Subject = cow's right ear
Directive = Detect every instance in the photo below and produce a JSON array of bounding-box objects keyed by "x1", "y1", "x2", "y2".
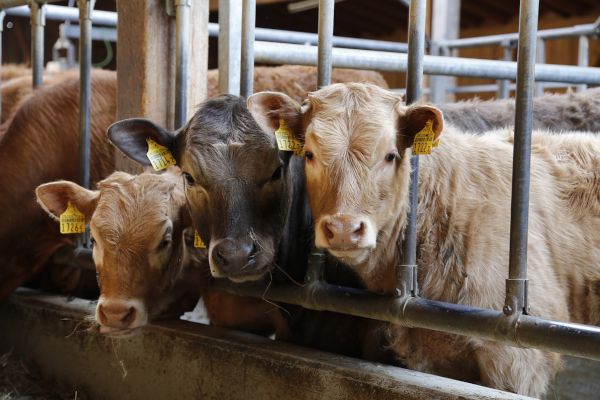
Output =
[
  {"x1": 107, "y1": 118, "x2": 176, "y2": 166},
  {"x1": 247, "y1": 92, "x2": 305, "y2": 141},
  {"x1": 36, "y1": 181, "x2": 99, "y2": 223}
]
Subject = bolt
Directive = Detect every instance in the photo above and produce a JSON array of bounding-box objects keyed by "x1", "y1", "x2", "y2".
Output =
[{"x1": 503, "y1": 305, "x2": 513, "y2": 315}]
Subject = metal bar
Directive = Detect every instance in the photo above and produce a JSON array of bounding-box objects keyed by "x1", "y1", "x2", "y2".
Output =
[
  {"x1": 0, "y1": 0, "x2": 62, "y2": 8},
  {"x1": 6, "y1": 4, "x2": 117, "y2": 25},
  {"x1": 253, "y1": 41, "x2": 600, "y2": 85},
  {"x1": 240, "y1": 0, "x2": 255, "y2": 98},
  {"x1": 505, "y1": 0, "x2": 539, "y2": 316},
  {"x1": 317, "y1": 0, "x2": 334, "y2": 88},
  {"x1": 29, "y1": 1, "x2": 45, "y2": 88},
  {"x1": 442, "y1": 17, "x2": 600, "y2": 49},
  {"x1": 212, "y1": 279, "x2": 600, "y2": 361},
  {"x1": 450, "y1": 82, "x2": 573, "y2": 94},
  {"x1": 0, "y1": 9, "x2": 5, "y2": 120},
  {"x1": 174, "y1": 0, "x2": 191, "y2": 129},
  {"x1": 218, "y1": 0, "x2": 242, "y2": 95},
  {"x1": 497, "y1": 42, "x2": 513, "y2": 99},
  {"x1": 64, "y1": 24, "x2": 116, "y2": 42},
  {"x1": 399, "y1": 0, "x2": 427, "y2": 297},
  {"x1": 535, "y1": 38, "x2": 544, "y2": 96},
  {"x1": 577, "y1": 35, "x2": 589, "y2": 92}
]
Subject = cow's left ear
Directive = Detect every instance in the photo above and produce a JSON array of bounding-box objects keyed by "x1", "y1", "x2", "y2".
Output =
[
  {"x1": 36, "y1": 181, "x2": 99, "y2": 223},
  {"x1": 396, "y1": 103, "x2": 444, "y2": 149},
  {"x1": 247, "y1": 92, "x2": 306, "y2": 142},
  {"x1": 107, "y1": 118, "x2": 178, "y2": 166}
]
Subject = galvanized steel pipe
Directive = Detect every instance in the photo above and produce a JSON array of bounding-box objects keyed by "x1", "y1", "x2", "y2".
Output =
[
  {"x1": 212, "y1": 280, "x2": 600, "y2": 361},
  {"x1": 174, "y1": 0, "x2": 191, "y2": 129},
  {"x1": 6, "y1": 4, "x2": 117, "y2": 25},
  {"x1": 317, "y1": 0, "x2": 334, "y2": 88},
  {"x1": 399, "y1": 0, "x2": 427, "y2": 297},
  {"x1": 29, "y1": 1, "x2": 45, "y2": 88},
  {"x1": 240, "y1": 0, "x2": 256, "y2": 98},
  {"x1": 218, "y1": 0, "x2": 241, "y2": 95},
  {"x1": 253, "y1": 41, "x2": 600, "y2": 85},
  {"x1": 577, "y1": 35, "x2": 589, "y2": 92},
  {"x1": 506, "y1": 0, "x2": 539, "y2": 316}
]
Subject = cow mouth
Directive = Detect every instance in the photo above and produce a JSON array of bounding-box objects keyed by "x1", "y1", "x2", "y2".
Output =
[
  {"x1": 227, "y1": 262, "x2": 271, "y2": 283},
  {"x1": 326, "y1": 247, "x2": 371, "y2": 264},
  {"x1": 98, "y1": 324, "x2": 143, "y2": 338}
]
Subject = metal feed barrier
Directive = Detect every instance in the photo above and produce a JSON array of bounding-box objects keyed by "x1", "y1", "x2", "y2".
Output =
[{"x1": 1, "y1": 0, "x2": 600, "y2": 380}]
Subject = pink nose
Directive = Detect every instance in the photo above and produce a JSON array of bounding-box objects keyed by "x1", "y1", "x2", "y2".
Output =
[
  {"x1": 321, "y1": 216, "x2": 366, "y2": 249},
  {"x1": 97, "y1": 301, "x2": 138, "y2": 329}
]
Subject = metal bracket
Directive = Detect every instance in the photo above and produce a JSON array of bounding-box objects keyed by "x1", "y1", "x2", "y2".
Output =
[
  {"x1": 395, "y1": 263, "x2": 418, "y2": 298},
  {"x1": 305, "y1": 247, "x2": 326, "y2": 283},
  {"x1": 504, "y1": 278, "x2": 529, "y2": 316}
]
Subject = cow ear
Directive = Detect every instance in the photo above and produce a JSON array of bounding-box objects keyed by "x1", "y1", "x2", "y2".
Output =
[
  {"x1": 247, "y1": 92, "x2": 305, "y2": 142},
  {"x1": 396, "y1": 104, "x2": 444, "y2": 149},
  {"x1": 36, "y1": 181, "x2": 99, "y2": 223},
  {"x1": 107, "y1": 118, "x2": 177, "y2": 166}
]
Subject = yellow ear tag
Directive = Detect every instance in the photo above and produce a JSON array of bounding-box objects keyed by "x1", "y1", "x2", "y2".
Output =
[
  {"x1": 412, "y1": 120, "x2": 436, "y2": 155},
  {"x1": 59, "y1": 202, "x2": 86, "y2": 234},
  {"x1": 146, "y1": 138, "x2": 177, "y2": 171},
  {"x1": 275, "y1": 119, "x2": 296, "y2": 152},
  {"x1": 432, "y1": 138, "x2": 441, "y2": 148},
  {"x1": 194, "y1": 230, "x2": 206, "y2": 249}
]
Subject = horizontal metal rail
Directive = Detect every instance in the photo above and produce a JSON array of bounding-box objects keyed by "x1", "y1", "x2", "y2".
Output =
[
  {"x1": 0, "y1": 0, "x2": 62, "y2": 8},
  {"x1": 212, "y1": 279, "x2": 600, "y2": 361},
  {"x1": 64, "y1": 24, "x2": 115, "y2": 42},
  {"x1": 5, "y1": 4, "x2": 117, "y2": 25},
  {"x1": 254, "y1": 41, "x2": 600, "y2": 84},
  {"x1": 441, "y1": 17, "x2": 600, "y2": 49}
]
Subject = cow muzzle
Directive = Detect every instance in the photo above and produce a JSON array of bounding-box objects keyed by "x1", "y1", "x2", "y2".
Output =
[
  {"x1": 315, "y1": 214, "x2": 376, "y2": 260},
  {"x1": 209, "y1": 237, "x2": 266, "y2": 282},
  {"x1": 95, "y1": 297, "x2": 147, "y2": 335}
]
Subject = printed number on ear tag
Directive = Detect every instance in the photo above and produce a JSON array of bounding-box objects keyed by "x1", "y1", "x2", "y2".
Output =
[
  {"x1": 59, "y1": 202, "x2": 86, "y2": 234},
  {"x1": 146, "y1": 138, "x2": 177, "y2": 171},
  {"x1": 412, "y1": 120, "x2": 436, "y2": 155},
  {"x1": 194, "y1": 231, "x2": 207, "y2": 249},
  {"x1": 275, "y1": 119, "x2": 302, "y2": 154}
]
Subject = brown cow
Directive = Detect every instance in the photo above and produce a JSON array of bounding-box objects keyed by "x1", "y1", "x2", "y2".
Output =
[
  {"x1": 36, "y1": 169, "x2": 290, "y2": 337},
  {"x1": 0, "y1": 70, "x2": 116, "y2": 301},
  {"x1": 248, "y1": 83, "x2": 600, "y2": 397}
]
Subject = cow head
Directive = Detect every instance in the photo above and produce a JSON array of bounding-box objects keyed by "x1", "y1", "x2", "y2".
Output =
[
  {"x1": 108, "y1": 95, "x2": 297, "y2": 283},
  {"x1": 249, "y1": 84, "x2": 443, "y2": 275},
  {"x1": 36, "y1": 170, "x2": 207, "y2": 336}
]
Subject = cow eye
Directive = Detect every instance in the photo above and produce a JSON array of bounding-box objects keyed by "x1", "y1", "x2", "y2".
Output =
[
  {"x1": 271, "y1": 166, "x2": 282, "y2": 181},
  {"x1": 158, "y1": 233, "x2": 172, "y2": 250},
  {"x1": 182, "y1": 172, "x2": 195, "y2": 186},
  {"x1": 385, "y1": 152, "x2": 397, "y2": 162},
  {"x1": 305, "y1": 151, "x2": 314, "y2": 161}
]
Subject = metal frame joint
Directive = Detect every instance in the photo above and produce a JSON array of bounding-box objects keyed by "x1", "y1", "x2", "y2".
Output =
[{"x1": 504, "y1": 278, "x2": 529, "y2": 316}]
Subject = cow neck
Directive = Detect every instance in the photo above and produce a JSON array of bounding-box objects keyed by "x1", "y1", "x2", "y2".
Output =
[{"x1": 275, "y1": 156, "x2": 313, "y2": 284}]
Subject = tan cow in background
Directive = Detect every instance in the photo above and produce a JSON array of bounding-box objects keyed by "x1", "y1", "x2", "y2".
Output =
[{"x1": 248, "y1": 83, "x2": 600, "y2": 397}]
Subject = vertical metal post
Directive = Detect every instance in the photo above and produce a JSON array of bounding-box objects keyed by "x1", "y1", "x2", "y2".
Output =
[
  {"x1": 430, "y1": 0, "x2": 461, "y2": 104},
  {"x1": 30, "y1": 1, "x2": 46, "y2": 88},
  {"x1": 0, "y1": 10, "x2": 5, "y2": 120},
  {"x1": 505, "y1": 0, "x2": 539, "y2": 316},
  {"x1": 534, "y1": 38, "x2": 544, "y2": 96},
  {"x1": 78, "y1": 0, "x2": 94, "y2": 246},
  {"x1": 577, "y1": 35, "x2": 589, "y2": 92},
  {"x1": 399, "y1": 0, "x2": 427, "y2": 297},
  {"x1": 174, "y1": 0, "x2": 191, "y2": 128},
  {"x1": 218, "y1": 0, "x2": 242, "y2": 95},
  {"x1": 240, "y1": 0, "x2": 255, "y2": 98},
  {"x1": 317, "y1": 0, "x2": 334, "y2": 88},
  {"x1": 497, "y1": 41, "x2": 512, "y2": 99}
]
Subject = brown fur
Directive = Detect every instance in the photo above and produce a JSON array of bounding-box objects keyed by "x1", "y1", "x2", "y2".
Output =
[
  {"x1": 250, "y1": 83, "x2": 600, "y2": 397},
  {"x1": 0, "y1": 64, "x2": 31, "y2": 82},
  {"x1": 439, "y1": 87, "x2": 600, "y2": 133},
  {"x1": 0, "y1": 70, "x2": 116, "y2": 301}
]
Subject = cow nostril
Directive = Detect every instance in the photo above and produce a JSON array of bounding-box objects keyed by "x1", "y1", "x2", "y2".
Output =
[
  {"x1": 121, "y1": 307, "x2": 136, "y2": 325},
  {"x1": 98, "y1": 305, "x2": 107, "y2": 324},
  {"x1": 353, "y1": 222, "x2": 365, "y2": 236},
  {"x1": 214, "y1": 247, "x2": 226, "y2": 266},
  {"x1": 324, "y1": 223, "x2": 335, "y2": 240}
]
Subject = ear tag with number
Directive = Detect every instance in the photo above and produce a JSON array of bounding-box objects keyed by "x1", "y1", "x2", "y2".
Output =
[
  {"x1": 275, "y1": 119, "x2": 304, "y2": 156},
  {"x1": 412, "y1": 120, "x2": 436, "y2": 155},
  {"x1": 146, "y1": 138, "x2": 177, "y2": 171},
  {"x1": 59, "y1": 202, "x2": 86, "y2": 234},
  {"x1": 194, "y1": 230, "x2": 207, "y2": 249}
]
